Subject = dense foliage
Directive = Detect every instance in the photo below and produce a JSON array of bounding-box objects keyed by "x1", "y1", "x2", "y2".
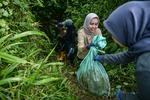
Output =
[{"x1": 0, "y1": 0, "x2": 136, "y2": 99}]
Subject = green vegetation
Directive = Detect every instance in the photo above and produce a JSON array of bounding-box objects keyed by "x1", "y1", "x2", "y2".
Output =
[{"x1": 0, "y1": 0, "x2": 136, "y2": 99}]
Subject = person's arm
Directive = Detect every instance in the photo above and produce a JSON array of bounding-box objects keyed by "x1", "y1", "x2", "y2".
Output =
[
  {"x1": 77, "y1": 30, "x2": 87, "y2": 52},
  {"x1": 96, "y1": 51, "x2": 135, "y2": 64},
  {"x1": 77, "y1": 29, "x2": 89, "y2": 59}
]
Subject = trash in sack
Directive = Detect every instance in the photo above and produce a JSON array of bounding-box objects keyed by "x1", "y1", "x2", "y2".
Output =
[{"x1": 76, "y1": 35, "x2": 110, "y2": 96}]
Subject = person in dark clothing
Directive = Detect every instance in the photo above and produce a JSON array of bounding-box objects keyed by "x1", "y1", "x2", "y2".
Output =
[
  {"x1": 94, "y1": 1, "x2": 150, "y2": 100},
  {"x1": 56, "y1": 19, "x2": 76, "y2": 66}
]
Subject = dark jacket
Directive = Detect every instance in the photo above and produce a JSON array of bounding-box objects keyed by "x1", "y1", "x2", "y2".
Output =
[
  {"x1": 100, "y1": 51, "x2": 150, "y2": 100},
  {"x1": 102, "y1": 1, "x2": 150, "y2": 100}
]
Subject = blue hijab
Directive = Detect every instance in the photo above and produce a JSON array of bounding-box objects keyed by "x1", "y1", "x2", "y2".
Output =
[{"x1": 104, "y1": 1, "x2": 150, "y2": 56}]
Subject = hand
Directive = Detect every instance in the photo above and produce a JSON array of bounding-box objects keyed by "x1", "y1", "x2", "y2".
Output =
[
  {"x1": 115, "y1": 89, "x2": 123, "y2": 100},
  {"x1": 94, "y1": 55, "x2": 101, "y2": 61},
  {"x1": 67, "y1": 48, "x2": 74, "y2": 57},
  {"x1": 86, "y1": 43, "x2": 95, "y2": 49}
]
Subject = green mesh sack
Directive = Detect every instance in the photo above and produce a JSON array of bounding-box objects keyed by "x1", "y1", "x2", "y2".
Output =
[{"x1": 76, "y1": 35, "x2": 110, "y2": 96}]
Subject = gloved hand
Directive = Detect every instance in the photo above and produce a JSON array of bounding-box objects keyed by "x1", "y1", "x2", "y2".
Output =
[
  {"x1": 115, "y1": 89, "x2": 138, "y2": 100},
  {"x1": 86, "y1": 43, "x2": 95, "y2": 49},
  {"x1": 94, "y1": 55, "x2": 101, "y2": 61},
  {"x1": 67, "y1": 48, "x2": 74, "y2": 57},
  {"x1": 115, "y1": 89, "x2": 123, "y2": 100}
]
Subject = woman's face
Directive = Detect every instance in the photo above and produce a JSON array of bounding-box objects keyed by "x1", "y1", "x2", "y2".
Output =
[{"x1": 88, "y1": 17, "x2": 99, "y2": 33}]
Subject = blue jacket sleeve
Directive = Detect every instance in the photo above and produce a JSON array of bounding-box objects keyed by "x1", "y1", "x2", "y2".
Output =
[{"x1": 99, "y1": 51, "x2": 135, "y2": 64}]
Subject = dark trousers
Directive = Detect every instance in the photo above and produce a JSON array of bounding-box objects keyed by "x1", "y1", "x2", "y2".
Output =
[{"x1": 136, "y1": 71, "x2": 150, "y2": 100}]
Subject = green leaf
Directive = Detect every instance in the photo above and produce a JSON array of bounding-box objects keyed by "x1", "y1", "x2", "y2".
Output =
[
  {"x1": 10, "y1": 31, "x2": 50, "y2": 43},
  {"x1": 116, "y1": 85, "x2": 121, "y2": 89},
  {"x1": 0, "y1": 77, "x2": 22, "y2": 85},
  {"x1": 37, "y1": 0, "x2": 44, "y2": 7},
  {"x1": 33, "y1": 77, "x2": 61, "y2": 85},
  {"x1": 0, "y1": 3, "x2": 3, "y2": 7},
  {"x1": 1, "y1": 42, "x2": 28, "y2": 50},
  {"x1": 0, "y1": 19, "x2": 7, "y2": 27},
  {"x1": 1, "y1": 64, "x2": 19, "y2": 78},
  {"x1": 45, "y1": 62, "x2": 64, "y2": 66},
  {"x1": 3, "y1": 10, "x2": 9, "y2": 17},
  {"x1": 0, "y1": 51, "x2": 28, "y2": 64},
  {"x1": 123, "y1": 82, "x2": 129, "y2": 86},
  {"x1": 0, "y1": 34, "x2": 11, "y2": 45}
]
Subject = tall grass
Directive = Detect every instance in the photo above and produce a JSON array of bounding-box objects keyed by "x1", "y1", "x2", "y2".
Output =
[
  {"x1": 0, "y1": 0, "x2": 78, "y2": 99},
  {"x1": 0, "y1": 31, "x2": 76, "y2": 99}
]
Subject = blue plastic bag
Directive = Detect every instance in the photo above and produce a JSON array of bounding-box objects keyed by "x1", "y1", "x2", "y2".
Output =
[{"x1": 76, "y1": 35, "x2": 110, "y2": 96}]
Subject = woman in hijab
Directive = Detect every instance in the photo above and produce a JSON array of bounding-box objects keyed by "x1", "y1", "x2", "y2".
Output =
[
  {"x1": 94, "y1": 1, "x2": 150, "y2": 100},
  {"x1": 77, "y1": 13, "x2": 103, "y2": 59}
]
